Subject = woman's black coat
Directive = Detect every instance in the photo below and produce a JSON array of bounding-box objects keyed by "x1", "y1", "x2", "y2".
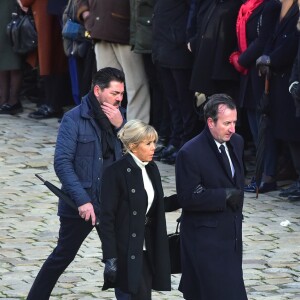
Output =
[
  {"x1": 264, "y1": 2, "x2": 300, "y2": 141},
  {"x1": 99, "y1": 154, "x2": 171, "y2": 294},
  {"x1": 237, "y1": 0, "x2": 281, "y2": 109}
]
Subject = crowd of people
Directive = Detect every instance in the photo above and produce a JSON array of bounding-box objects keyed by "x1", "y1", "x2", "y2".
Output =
[{"x1": 1, "y1": 0, "x2": 300, "y2": 298}]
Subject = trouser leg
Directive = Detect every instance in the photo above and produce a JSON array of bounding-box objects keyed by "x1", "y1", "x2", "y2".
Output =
[
  {"x1": 288, "y1": 141, "x2": 300, "y2": 180},
  {"x1": 94, "y1": 41, "x2": 150, "y2": 123},
  {"x1": 27, "y1": 217, "x2": 94, "y2": 300}
]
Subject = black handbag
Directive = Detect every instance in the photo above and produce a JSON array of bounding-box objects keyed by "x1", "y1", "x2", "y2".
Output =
[
  {"x1": 6, "y1": 7, "x2": 37, "y2": 55},
  {"x1": 168, "y1": 217, "x2": 181, "y2": 274},
  {"x1": 62, "y1": 0, "x2": 91, "y2": 58}
]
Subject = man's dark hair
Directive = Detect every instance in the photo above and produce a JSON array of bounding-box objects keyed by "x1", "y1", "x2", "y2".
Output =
[
  {"x1": 92, "y1": 67, "x2": 125, "y2": 90},
  {"x1": 204, "y1": 93, "x2": 236, "y2": 123}
]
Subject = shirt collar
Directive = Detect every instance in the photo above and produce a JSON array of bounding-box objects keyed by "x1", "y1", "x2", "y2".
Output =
[
  {"x1": 129, "y1": 151, "x2": 149, "y2": 169},
  {"x1": 215, "y1": 140, "x2": 228, "y2": 151}
]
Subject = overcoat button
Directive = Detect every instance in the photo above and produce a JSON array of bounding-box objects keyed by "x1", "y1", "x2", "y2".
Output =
[
  {"x1": 131, "y1": 189, "x2": 135, "y2": 193},
  {"x1": 132, "y1": 233, "x2": 136, "y2": 237},
  {"x1": 131, "y1": 255, "x2": 135, "y2": 259},
  {"x1": 133, "y1": 211, "x2": 137, "y2": 215},
  {"x1": 127, "y1": 168, "x2": 131, "y2": 172}
]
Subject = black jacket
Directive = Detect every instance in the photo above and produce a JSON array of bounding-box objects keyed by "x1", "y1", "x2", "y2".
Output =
[
  {"x1": 152, "y1": 0, "x2": 193, "y2": 68},
  {"x1": 189, "y1": 0, "x2": 242, "y2": 95},
  {"x1": 99, "y1": 154, "x2": 172, "y2": 294},
  {"x1": 238, "y1": 0, "x2": 281, "y2": 109}
]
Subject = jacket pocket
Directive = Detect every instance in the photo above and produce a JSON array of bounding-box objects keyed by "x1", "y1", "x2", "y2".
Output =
[
  {"x1": 76, "y1": 135, "x2": 95, "y2": 156},
  {"x1": 75, "y1": 135, "x2": 95, "y2": 183},
  {"x1": 193, "y1": 219, "x2": 218, "y2": 228}
]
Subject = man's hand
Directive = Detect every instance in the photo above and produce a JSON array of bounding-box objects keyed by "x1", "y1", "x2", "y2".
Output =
[
  {"x1": 225, "y1": 188, "x2": 243, "y2": 212},
  {"x1": 104, "y1": 258, "x2": 118, "y2": 283},
  {"x1": 82, "y1": 11, "x2": 90, "y2": 21},
  {"x1": 256, "y1": 55, "x2": 271, "y2": 77},
  {"x1": 78, "y1": 203, "x2": 96, "y2": 225},
  {"x1": 17, "y1": 0, "x2": 29, "y2": 12},
  {"x1": 101, "y1": 102, "x2": 123, "y2": 128}
]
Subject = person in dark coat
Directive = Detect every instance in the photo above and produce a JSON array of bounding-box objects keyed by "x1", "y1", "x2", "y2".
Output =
[
  {"x1": 256, "y1": 0, "x2": 300, "y2": 193},
  {"x1": 175, "y1": 94, "x2": 248, "y2": 300},
  {"x1": 230, "y1": 0, "x2": 281, "y2": 144},
  {"x1": 99, "y1": 119, "x2": 178, "y2": 299},
  {"x1": 26, "y1": 68, "x2": 126, "y2": 299},
  {"x1": 278, "y1": 0, "x2": 300, "y2": 201},
  {"x1": 229, "y1": 0, "x2": 281, "y2": 193},
  {"x1": 188, "y1": 0, "x2": 242, "y2": 99},
  {"x1": 152, "y1": 0, "x2": 199, "y2": 164}
]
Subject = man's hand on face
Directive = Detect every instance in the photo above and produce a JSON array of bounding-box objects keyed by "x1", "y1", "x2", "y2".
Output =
[
  {"x1": 101, "y1": 102, "x2": 123, "y2": 128},
  {"x1": 78, "y1": 203, "x2": 96, "y2": 225}
]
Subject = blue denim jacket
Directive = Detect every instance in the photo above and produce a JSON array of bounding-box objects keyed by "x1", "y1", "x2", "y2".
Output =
[{"x1": 54, "y1": 94, "x2": 123, "y2": 218}]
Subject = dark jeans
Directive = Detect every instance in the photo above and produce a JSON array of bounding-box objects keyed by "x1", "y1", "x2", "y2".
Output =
[
  {"x1": 159, "y1": 67, "x2": 198, "y2": 148},
  {"x1": 27, "y1": 217, "x2": 99, "y2": 300}
]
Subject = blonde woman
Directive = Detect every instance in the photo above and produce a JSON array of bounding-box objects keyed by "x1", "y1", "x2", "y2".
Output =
[{"x1": 99, "y1": 119, "x2": 178, "y2": 300}]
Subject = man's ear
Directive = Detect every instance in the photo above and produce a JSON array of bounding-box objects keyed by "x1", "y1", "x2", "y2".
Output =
[
  {"x1": 93, "y1": 85, "x2": 101, "y2": 97},
  {"x1": 207, "y1": 117, "x2": 214, "y2": 129}
]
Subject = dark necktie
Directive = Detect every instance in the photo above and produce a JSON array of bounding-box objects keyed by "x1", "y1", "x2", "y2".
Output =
[{"x1": 219, "y1": 144, "x2": 232, "y2": 177}]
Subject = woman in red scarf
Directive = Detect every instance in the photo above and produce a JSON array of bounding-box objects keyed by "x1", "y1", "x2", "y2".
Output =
[{"x1": 229, "y1": 0, "x2": 281, "y2": 192}]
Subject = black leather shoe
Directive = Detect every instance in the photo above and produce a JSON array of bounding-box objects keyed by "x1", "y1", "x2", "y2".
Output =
[
  {"x1": 288, "y1": 191, "x2": 300, "y2": 202},
  {"x1": 258, "y1": 181, "x2": 277, "y2": 193},
  {"x1": 154, "y1": 138, "x2": 168, "y2": 159},
  {"x1": 279, "y1": 181, "x2": 300, "y2": 197},
  {"x1": 28, "y1": 104, "x2": 62, "y2": 119},
  {"x1": 161, "y1": 151, "x2": 178, "y2": 165},
  {"x1": 0, "y1": 102, "x2": 23, "y2": 115},
  {"x1": 160, "y1": 144, "x2": 177, "y2": 160}
]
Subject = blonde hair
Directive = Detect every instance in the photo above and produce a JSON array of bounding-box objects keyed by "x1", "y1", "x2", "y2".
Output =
[{"x1": 118, "y1": 119, "x2": 158, "y2": 153}]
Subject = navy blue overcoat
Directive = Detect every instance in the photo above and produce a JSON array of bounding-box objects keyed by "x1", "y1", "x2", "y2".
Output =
[{"x1": 175, "y1": 126, "x2": 248, "y2": 300}]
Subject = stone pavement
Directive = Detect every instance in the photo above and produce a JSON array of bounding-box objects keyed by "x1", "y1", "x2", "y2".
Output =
[{"x1": 0, "y1": 100, "x2": 300, "y2": 300}]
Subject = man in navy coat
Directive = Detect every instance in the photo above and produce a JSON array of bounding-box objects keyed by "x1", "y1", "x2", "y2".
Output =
[{"x1": 175, "y1": 94, "x2": 248, "y2": 300}]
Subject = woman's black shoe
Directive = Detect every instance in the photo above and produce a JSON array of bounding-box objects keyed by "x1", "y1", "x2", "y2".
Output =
[{"x1": 0, "y1": 102, "x2": 23, "y2": 115}]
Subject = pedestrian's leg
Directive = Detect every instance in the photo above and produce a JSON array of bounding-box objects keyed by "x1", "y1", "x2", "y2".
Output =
[
  {"x1": 114, "y1": 44, "x2": 150, "y2": 123},
  {"x1": 27, "y1": 217, "x2": 93, "y2": 300},
  {"x1": 8, "y1": 70, "x2": 23, "y2": 105},
  {"x1": 0, "y1": 71, "x2": 9, "y2": 105},
  {"x1": 171, "y1": 68, "x2": 199, "y2": 145}
]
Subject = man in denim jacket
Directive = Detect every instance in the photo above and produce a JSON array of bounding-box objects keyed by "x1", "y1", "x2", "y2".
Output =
[{"x1": 27, "y1": 67, "x2": 125, "y2": 300}]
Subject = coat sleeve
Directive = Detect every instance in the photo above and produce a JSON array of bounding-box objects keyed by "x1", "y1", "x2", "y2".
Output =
[
  {"x1": 54, "y1": 114, "x2": 92, "y2": 207},
  {"x1": 99, "y1": 165, "x2": 120, "y2": 259},
  {"x1": 289, "y1": 38, "x2": 300, "y2": 84},
  {"x1": 175, "y1": 146, "x2": 227, "y2": 212}
]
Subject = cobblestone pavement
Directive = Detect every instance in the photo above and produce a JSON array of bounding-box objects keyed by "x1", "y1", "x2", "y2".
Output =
[{"x1": 1, "y1": 101, "x2": 300, "y2": 299}]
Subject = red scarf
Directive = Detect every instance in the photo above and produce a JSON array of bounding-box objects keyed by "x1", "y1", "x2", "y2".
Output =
[{"x1": 236, "y1": 0, "x2": 264, "y2": 52}]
